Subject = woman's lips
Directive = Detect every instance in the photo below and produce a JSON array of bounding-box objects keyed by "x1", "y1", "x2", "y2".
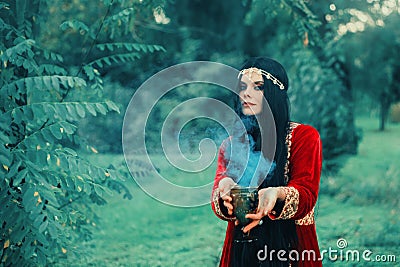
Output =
[{"x1": 242, "y1": 102, "x2": 255, "y2": 108}]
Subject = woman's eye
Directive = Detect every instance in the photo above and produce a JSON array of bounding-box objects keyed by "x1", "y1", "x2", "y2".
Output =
[
  {"x1": 239, "y1": 84, "x2": 247, "y2": 91},
  {"x1": 254, "y1": 85, "x2": 263, "y2": 91}
]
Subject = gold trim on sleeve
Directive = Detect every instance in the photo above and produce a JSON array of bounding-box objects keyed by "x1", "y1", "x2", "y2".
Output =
[
  {"x1": 274, "y1": 186, "x2": 299, "y2": 220},
  {"x1": 284, "y1": 122, "x2": 300, "y2": 184},
  {"x1": 295, "y1": 208, "x2": 315, "y2": 225}
]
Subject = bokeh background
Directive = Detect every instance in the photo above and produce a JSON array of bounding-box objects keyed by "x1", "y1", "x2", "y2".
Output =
[{"x1": 1, "y1": 0, "x2": 399, "y2": 266}]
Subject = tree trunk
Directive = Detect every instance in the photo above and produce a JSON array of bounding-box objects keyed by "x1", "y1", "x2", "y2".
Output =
[{"x1": 379, "y1": 94, "x2": 390, "y2": 131}]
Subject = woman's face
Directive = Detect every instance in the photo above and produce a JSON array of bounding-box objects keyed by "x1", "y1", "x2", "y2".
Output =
[{"x1": 239, "y1": 72, "x2": 264, "y2": 115}]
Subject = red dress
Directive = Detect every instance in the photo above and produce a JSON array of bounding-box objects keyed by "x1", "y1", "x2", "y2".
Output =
[{"x1": 211, "y1": 123, "x2": 323, "y2": 267}]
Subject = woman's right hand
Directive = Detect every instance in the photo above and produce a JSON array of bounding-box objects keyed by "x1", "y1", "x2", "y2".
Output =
[{"x1": 218, "y1": 177, "x2": 236, "y2": 216}]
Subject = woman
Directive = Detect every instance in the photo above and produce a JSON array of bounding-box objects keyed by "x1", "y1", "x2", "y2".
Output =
[{"x1": 211, "y1": 57, "x2": 322, "y2": 267}]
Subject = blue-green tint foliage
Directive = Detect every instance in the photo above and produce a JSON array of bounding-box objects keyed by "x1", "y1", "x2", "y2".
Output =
[{"x1": 0, "y1": 1, "x2": 164, "y2": 265}]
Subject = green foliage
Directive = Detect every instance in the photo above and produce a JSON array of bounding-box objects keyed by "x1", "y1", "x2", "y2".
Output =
[
  {"x1": 59, "y1": 20, "x2": 91, "y2": 36},
  {"x1": 343, "y1": 11, "x2": 400, "y2": 130},
  {"x1": 0, "y1": 1, "x2": 164, "y2": 266},
  {"x1": 104, "y1": 7, "x2": 135, "y2": 25},
  {"x1": 279, "y1": 0, "x2": 323, "y2": 46},
  {"x1": 96, "y1": 42, "x2": 166, "y2": 53},
  {"x1": 288, "y1": 47, "x2": 360, "y2": 171},
  {"x1": 87, "y1": 52, "x2": 141, "y2": 69}
]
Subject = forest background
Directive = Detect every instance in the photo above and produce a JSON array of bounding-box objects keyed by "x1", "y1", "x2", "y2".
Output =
[{"x1": 1, "y1": 0, "x2": 399, "y2": 266}]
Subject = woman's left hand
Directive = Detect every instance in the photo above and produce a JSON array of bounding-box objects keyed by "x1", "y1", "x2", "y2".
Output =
[{"x1": 242, "y1": 187, "x2": 282, "y2": 233}]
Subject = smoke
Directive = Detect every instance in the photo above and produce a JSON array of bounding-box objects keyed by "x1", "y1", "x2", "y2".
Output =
[
  {"x1": 123, "y1": 61, "x2": 278, "y2": 206},
  {"x1": 224, "y1": 118, "x2": 275, "y2": 188}
]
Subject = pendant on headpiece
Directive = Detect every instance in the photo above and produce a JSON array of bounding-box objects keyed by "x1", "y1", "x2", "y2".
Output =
[{"x1": 238, "y1": 67, "x2": 285, "y2": 90}]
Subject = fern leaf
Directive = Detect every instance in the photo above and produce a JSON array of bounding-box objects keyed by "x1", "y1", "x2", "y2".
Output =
[
  {"x1": 17, "y1": 121, "x2": 77, "y2": 150},
  {"x1": 41, "y1": 49, "x2": 64, "y2": 63},
  {"x1": 104, "y1": 8, "x2": 134, "y2": 24},
  {"x1": 38, "y1": 64, "x2": 67, "y2": 75},
  {"x1": 1, "y1": 39, "x2": 35, "y2": 61},
  {"x1": 60, "y1": 19, "x2": 90, "y2": 33},
  {"x1": 95, "y1": 42, "x2": 166, "y2": 53},
  {"x1": 0, "y1": 17, "x2": 16, "y2": 33},
  {"x1": 1, "y1": 76, "x2": 86, "y2": 99},
  {"x1": 88, "y1": 53, "x2": 141, "y2": 68},
  {"x1": 82, "y1": 65, "x2": 99, "y2": 81},
  {"x1": 2, "y1": 101, "x2": 120, "y2": 128}
]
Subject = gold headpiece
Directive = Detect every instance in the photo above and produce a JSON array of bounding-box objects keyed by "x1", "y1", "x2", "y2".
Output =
[{"x1": 238, "y1": 67, "x2": 285, "y2": 90}]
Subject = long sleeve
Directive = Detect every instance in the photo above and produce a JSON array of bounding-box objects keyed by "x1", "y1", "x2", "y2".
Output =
[
  {"x1": 270, "y1": 124, "x2": 322, "y2": 221},
  {"x1": 211, "y1": 139, "x2": 236, "y2": 221}
]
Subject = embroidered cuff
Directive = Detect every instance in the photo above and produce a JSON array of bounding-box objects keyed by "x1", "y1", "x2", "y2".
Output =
[
  {"x1": 212, "y1": 188, "x2": 236, "y2": 221},
  {"x1": 295, "y1": 207, "x2": 315, "y2": 225},
  {"x1": 270, "y1": 186, "x2": 299, "y2": 220}
]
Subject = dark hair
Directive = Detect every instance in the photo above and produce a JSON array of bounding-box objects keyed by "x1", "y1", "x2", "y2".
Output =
[
  {"x1": 233, "y1": 57, "x2": 297, "y2": 265},
  {"x1": 237, "y1": 57, "x2": 290, "y2": 186}
]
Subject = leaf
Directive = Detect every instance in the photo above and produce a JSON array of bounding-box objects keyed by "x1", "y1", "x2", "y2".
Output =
[
  {"x1": 97, "y1": 44, "x2": 105, "y2": 51},
  {"x1": 13, "y1": 168, "x2": 28, "y2": 186},
  {"x1": 83, "y1": 66, "x2": 96, "y2": 81},
  {"x1": 36, "y1": 246, "x2": 47, "y2": 266},
  {"x1": 75, "y1": 104, "x2": 86, "y2": 118},
  {"x1": 3, "y1": 239, "x2": 9, "y2": 249},
  {"x1": 51, "y1": 76, "x2": 60, "y2": 91},
  {"x1": 43, "y1": 76, "x2": 51, "y2": 90},
  {"x1": 50, "y1": 125, "x2": 62, "y2": 140},
  {"x1": 88, "y1": 53, "x2": 141, "y2": 68},
  {"x1": 41, "y1": 127, "x2": 55, "y2": 143},
  {"x1": 59, "y1": 121, "x2": 77, "y2": 135},
  {"x1": 11, "y1": 107, "x2": 23, "y2": 125},
  {"x1": 85, "y1": 103, "x2": 97, "y2": 116},
  {"x1": 38, "y1": 220, "x2": 48, "y2": 233},
  {"x1": 104, "y1": 8, "x2": 134, "y2": 24},
  {"x1": 46, "y1": 205, "x2": 63, "y2": 220},
  {"x1": 105, "y1": 101, "x2": 120, "y2": 113},
  {"x1": 90, "y1": 146, "x2": 98, "y2": 154},
  {"x1": 33, "y1": 214, "x2": 46, "y2": 229},
  {"x1": 39, "y1": 64, "x2": 67, "y2": 75},
  {"x1": 47, "y1": 222, "x2": 58, "y2": 239},
  {"x1": 0, "y1": 154, "x2": 11, "y2": 166},
  {"x1": 95, "y1": 103, "x2": 107, "y2": 115},
  {"x1": 93, "y1": 184, "x2": 103, "y2": 197},
  {"x1": 12, "y1": 224, "x2": 28, "y2": 243},
  {"x1": 95, "y1": 42, "x2": 166, "y2": 54},
  {"x1": 67, "y1": 77, "x2": 74, "y2": 87},
  {"x1": 6, "y1": 159, "x2": 21, "y2": 178},
  {"x1": 22, "y1": 187, "x2": 37, "y2": 212},
  {"x1": 60, "y1": 20, "x2": 89, "y2": 33},
  {"x1": 25, "y1": 76, "x2": 34, "y2": 91},
  {"x1": 65, "y1": 104, "x2": 78, "y2": 121},
  {"x1": 63, "y1": 147, "x2": 77, "y2": 157},
  {"x1": 40, "y1": 188, "x2": 59, "y2": 206},
  {"x1": 54, "y1": 103, "x2": 68, "y2": 120},
  {"x1": 139, "y1": 44, "x2": 148, "y2": 53}
]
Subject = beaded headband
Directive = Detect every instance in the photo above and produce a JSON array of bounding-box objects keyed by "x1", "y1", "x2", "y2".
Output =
[{"x1": 238, "y1": 67, "x2": 285, "y2": 90}]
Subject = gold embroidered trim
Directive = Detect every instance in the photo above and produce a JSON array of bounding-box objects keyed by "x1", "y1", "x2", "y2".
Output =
[
  {"x1": 274, "y1": 122, "x2": 315, "y2": 224},
  {"x1": 295, "y1": 208, "x2": 315, "y2": 225},
  {"x1": 212, "y1": 188, "x2": 236, "y2": 221},
  {"x1": 275, "y1": 186, "x2": 299, "y2": 220},
  {"x1": 284, "y1": 122, "x2": 300, "y2": 184}
]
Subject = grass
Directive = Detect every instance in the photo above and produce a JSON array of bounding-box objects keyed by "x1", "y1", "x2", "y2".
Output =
[
  {"x1": 316, "y1": 117, "x2": 400, "y2": 266},
  {"x1": 68, "y1": 116, "x2": 399, "y2": 266}
]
